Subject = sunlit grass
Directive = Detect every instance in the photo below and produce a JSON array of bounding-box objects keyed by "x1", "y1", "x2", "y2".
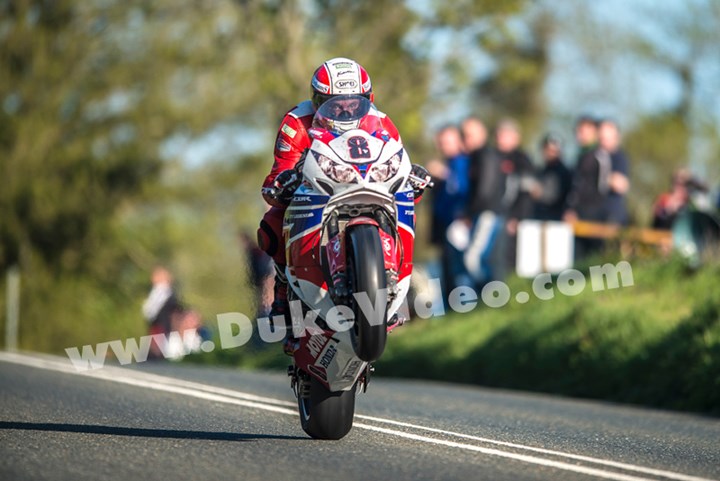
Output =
[{"x1": 376, "y1": 257, "x2": 720, "y2": 413}]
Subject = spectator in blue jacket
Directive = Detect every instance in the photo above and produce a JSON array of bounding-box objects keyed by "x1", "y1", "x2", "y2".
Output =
[{"x1": 428, "y1": 125, "x2": 471, "y2": 294}]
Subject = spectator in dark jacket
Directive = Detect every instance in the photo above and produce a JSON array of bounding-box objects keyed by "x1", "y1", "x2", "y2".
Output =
[
  {"x1": 564, "y1": 115, "x2": 630, "y2": 259},
  {"x1": 467, "y1": 119, "x2": 535, "y2": 228},
  {"x1": 461, "y1": 116, "x2": 489, "y2": 209},
  {"x1": 565, "y1": 115, "x2": 603, "y2": 223},
  {"x1": 565, "y1": 117, "x2": 631, "y2": 223},
  {"x1": 563, "y1": 116, "x2": 612, "y2": 259},
  {"x1": 531, "y1": 133, "x2": 573, "y2": 221},
  {"x1": 598, "y1": 119, "x2": 631, "y2": 225},
  {"x1": 465, "y1": 119, "x2": 534, "y2": 282}
]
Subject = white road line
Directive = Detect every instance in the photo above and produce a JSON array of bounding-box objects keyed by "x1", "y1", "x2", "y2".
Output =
[
  {"x1": 353, "y1": 415, "x2": 715, "y2": 481},
  {"x1": 0, "y1": 351, "x2": 297, "y2": 416},
  {"x1": 0, "y1": 351, "x2": 296, "y2": 407},
  {"x1": 0, "y1": 352, "x2": 716, "y2": 481},
  {"x1": 354, "y1": 423, "x2": 656, "y2": 481}
]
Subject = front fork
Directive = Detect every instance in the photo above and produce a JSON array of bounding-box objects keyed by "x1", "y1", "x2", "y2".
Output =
[
  {"x1": 325, "y1": 210, "x2": 400, "y2": 304},
  {"x1": 376, "y1": 212, "x2": 400, "y2": 299}
]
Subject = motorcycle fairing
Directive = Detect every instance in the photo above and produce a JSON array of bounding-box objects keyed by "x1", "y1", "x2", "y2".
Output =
[{"x1": 293, "y1": 329, "x2": 368, "y2": 391}]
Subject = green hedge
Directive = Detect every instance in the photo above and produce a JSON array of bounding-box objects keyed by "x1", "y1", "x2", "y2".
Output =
[{"x1": 376, "y1": 258, "x2": 720, "y2": 414}]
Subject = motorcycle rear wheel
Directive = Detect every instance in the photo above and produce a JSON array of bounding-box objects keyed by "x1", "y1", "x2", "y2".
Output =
[
  {"x1": 298, "y1": 375, "x2": 356, "y2": 440},
  {"x1": 347, "y1": 224, "x2": 388, "y2": 362}
]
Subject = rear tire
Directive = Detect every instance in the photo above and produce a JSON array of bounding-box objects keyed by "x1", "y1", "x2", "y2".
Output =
[
  {"x1": 347, "y1": 224, "x2": 388, "y2": 362},
  {"x1": 298, "y1": 375, "x2": 356, "y2": 440}
]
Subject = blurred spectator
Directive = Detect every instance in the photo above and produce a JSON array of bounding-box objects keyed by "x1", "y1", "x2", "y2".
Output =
[
  {"x1": 462, "y1": 116, "x2": 489, "y2": 214},
  {"x1": 467, "y1": 119, "x2": 535, "y2": 227},
  {"x1": 464, "y1": 119, "x2": 534, "y2": 284},
  {"x1": 142, "y1": 266, "x2": 180, "y2": 340},
  {"x1": 658, "y1": 172, "x2": 718, "y2": 266},
  {"x1": 598, "y1": 119, "x2": 631, "y2": 225},
  {"x1": 461, "y1": 116, "x2": 488, "y2": 154},
  {"x1": 574, "y1": 114, "x2": 598, "y2": 160},
  {"x1": 428, "y1": 125, "x2": 471, "y2": 293},
  {"x1": 141, "y1": 266, "x2": 208, "y2": 360},
  {"x1": 565, "y1": 116, "x2": 601, "y2": 221},
  {"x1": 652, "y1": 169, "x2": 691, "y2": 229},
  {"x1": 652, "y1": 169, "x2": 711, "y2": 229},
  {"x1": 239, "y1": 230, "x2": 274, "y2": 318},
  {"x1": 564, "y1": 115, "x2": 606, "y2": 258},
  {"x1": 565, "y1": 117, "x2": 632, "y2": 258},
  {"x1": 428, "y1": 125, "x2": 471, "y2": 240},
  {"x1": 531, "y1": 133, "x2": 572, "y2": 221}
]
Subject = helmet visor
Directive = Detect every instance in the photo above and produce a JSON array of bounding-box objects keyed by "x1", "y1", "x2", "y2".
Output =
[{"x1": 313, "y1": 95, "x2": 372, "y2": 134}]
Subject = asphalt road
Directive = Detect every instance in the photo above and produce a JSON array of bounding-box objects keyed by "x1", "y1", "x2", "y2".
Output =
[{"x1": 1, "y1": 351, "x2": 718, "y2": 481}]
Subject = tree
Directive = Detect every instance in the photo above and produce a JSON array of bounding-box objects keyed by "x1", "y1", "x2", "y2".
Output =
[
  {"x1": 471, "y1": 5, "x2": 552, "y2": 136},
  {"x1": 0, "y1": 0, "x2": 437, "y2": 351}
]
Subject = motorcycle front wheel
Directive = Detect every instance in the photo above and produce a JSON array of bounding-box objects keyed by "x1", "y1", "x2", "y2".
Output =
[
  {"x1": 347, "y1": 224, "x2": 388, "y2": 362},
  {"x1": 298, "y1": 375, "x2": 356, "y2": 440}
]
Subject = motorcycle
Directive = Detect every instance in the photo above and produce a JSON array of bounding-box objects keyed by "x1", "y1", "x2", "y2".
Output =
[{"x1": 280, "y1": 95, "x2": 430, "y2": 439}]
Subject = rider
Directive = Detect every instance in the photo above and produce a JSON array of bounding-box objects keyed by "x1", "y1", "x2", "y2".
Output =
[{"x1": 257, "y1": 57, "x2": 430, "y2": 354}]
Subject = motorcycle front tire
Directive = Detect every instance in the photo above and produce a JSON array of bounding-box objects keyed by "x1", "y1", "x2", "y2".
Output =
[
  {"x1": 298, "y1": 376, "x2": 356, "y2": 440},
  {"x1": 347, "y1": 224, "x2": 388, "y2": 362}
]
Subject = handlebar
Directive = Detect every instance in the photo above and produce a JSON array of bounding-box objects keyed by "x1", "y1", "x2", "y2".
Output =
[{"x1": 408, "y1": 173, "x2": 434, "y2": 190}]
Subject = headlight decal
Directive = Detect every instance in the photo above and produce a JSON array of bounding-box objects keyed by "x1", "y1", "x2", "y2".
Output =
[
  {"x1": 313, "y1": 148, "x2": 403, "y2": 184},
  {"x1": 369, "y1": 150, "x2": 403, "y2": 182},
  {"x1": 315, "y1": 152, "x2": 360, "y2": 184}
]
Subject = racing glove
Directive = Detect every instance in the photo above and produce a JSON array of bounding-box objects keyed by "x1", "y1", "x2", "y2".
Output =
[
  {"x1": 408, "y1": 164, "x2": 433, "y2": 198},
  {"x1": 263, "y1": 169, "x2": 302, "y2": 205}
]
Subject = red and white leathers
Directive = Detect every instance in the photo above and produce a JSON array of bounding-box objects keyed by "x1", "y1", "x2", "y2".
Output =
[{"x1": 257, "y1": 99, "x2": 402, "y2": 275}]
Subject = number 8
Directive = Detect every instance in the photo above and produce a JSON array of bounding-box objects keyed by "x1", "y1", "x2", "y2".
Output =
[{"x1": 347, "y1": 136, "x2": 371, "y2": 159}]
